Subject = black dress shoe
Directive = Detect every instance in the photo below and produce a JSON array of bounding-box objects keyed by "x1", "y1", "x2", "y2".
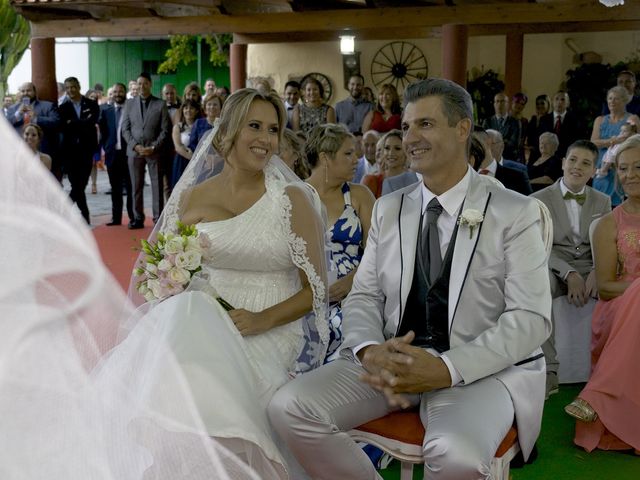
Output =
[
  {"x1": 128, "y1": 221, "x2": 144, "y2": 230},
  {"x1": 106, "y1": 220, "x2": 122, "y2": 226}
]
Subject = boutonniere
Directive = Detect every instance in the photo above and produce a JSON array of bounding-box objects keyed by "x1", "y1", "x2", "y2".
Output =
[{"x1": 458, "y1": 209, "x2": 484, "y2": 239}]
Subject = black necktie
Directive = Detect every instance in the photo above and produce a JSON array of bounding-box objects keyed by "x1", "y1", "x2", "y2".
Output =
[{"x1": 423, "y1": 198, "x2": 444, "y2": 284}]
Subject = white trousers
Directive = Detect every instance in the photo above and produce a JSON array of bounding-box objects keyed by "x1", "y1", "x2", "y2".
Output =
[{"x1": 268, "y1": 358, "x2": 514, "y2": 480}]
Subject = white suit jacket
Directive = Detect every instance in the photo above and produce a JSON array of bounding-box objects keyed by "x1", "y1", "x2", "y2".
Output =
[{"x1": 341, "y1": 170, "x2": 552, "y2": 459}]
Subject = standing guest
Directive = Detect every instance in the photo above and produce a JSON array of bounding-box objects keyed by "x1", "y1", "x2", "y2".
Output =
[
  {"x1": 98, "y1": 83, "x2": 134, "y2": 227},
  {"x1": 105, "y1": 86, "x2": 114, "y2": 105},
  {"x1": 188, "y1": 93, "x2": 223, "y2": 154},
  {"x1": 182, "y1": 82, "x2": 202, "y2": 105},
  {"x1": 121, "y1": 72, "x2": 172, "y2": 229},
  {"x1": 511, "y1": 92, "x2": 528, "y2": 162},
  {"x1": 599, "y1": 122, "x2": 637, "y2": 177},
  {"x1": 602, "y1": 70, "x2": 640, "y2": 116},
  {"x1": 592, "y1": 86, "x2": 640, "y2": 206},
  {"x1": 361, "y1": 83, "x2": 402, "y2": 134},
  {"x1": 538, "y1": 91, "x2": 582, "y2": 158},
  {"x1": 162, "y1": 83, "x2": 180, "y2": 124},
  {"x1": 203, "y1": 78, "x2": 216, "y2": 97},
  {"x1": 3, "y1": 94, "x2": 13, "y2": 117},
  {"x1": 22, "y1": 124, "x2": 52, "y2": 171},
  {"x1": 215, "y1": 86, "x2": 230, "y2": 102},
  {"x1": 171, "y1": 99, "x2": 202, "y2": 187},
  {"x1": 335, "y1": 74, "x2": 373, "y2": 134},
  {"x1": 58, "y1": 77, "x2": 100, "y2": 224},
  {"x1": 292, "y1": 76, "x2": 336, "y2": 135},
  {"x1": 482, "y1": 92, "x2": 521, "y2": 160},
  {"x1": 7, "y1": 81, "x2": 60, "y2": 179},
  {"x1": 528, "y1": 132, "x2": 563, "y2": 192},
  {"x1": 126, "y1": 80, "x2": 139, "y2": 99},
  {"x1": 526, "y1": 94, "x2": 551, "y2": 162},
  {"x1": 283, "y1": 80, "x2": 301, "y2": 129},
  {"x1": 85, "y1": 89, "x2": 103, "y2": 195},
  {"x1": 280, "y1": 128, "x2": 310, "y2": 179},
  {"x1": 532, "y1": 140, "x2": 611, "y2": 398},
  {"x1": 353, "y1": 129, "x2": 380, "y2": 182},
  {"x1": 57, "y1": 82, "x2": 67, "y2": 105},
  {"x1": 269, "y1": 78, "x2": 551, "y2": 479},
  {"x1": 565, "y1": 134, "x2": 640, "y2": 455}
]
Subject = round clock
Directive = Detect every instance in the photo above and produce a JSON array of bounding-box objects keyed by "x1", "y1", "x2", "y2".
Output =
[
  {"x1": 300, "y1": 72, "x2": 333, "y2": 103},
  {"x1": 370, "y1": 41, "x2": 428, "y2": 94}
]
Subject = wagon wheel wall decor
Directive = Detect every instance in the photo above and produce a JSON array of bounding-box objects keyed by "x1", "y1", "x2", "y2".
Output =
[{"x1": 371, "y1": 41, "x2": 428, "y2": 94}]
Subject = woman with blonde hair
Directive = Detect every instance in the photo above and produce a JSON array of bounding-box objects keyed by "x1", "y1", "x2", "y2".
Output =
[
  {"x1": 361, "y1": 83, "x2": 402, "y2": 134},
  {"x1": 280, "y1": 128, "x2": 310, "y2": 179}
]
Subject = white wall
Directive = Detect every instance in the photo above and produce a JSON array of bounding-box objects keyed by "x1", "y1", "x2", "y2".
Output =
[{"x1": 7, "y1": 38, "x2": 89, "y2": 94}]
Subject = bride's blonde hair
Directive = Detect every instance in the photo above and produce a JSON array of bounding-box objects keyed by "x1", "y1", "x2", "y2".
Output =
[{"x1": 212, "y1": 88, "x2": 286, "y2": 157}]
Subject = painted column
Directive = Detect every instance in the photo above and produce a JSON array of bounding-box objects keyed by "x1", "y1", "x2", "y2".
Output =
[
  {"x1": 230, "y1": 43, "x2": 248, "y2": 92},
  {"x1": 442, "y1": 24, "x2": 468, "y2": 87},
  {"x1": 505, "y1": 32, "x2": 524, "y2": 97},
  {"x1": 30, "y1": 38, "x2": 57, "y2": 102}
]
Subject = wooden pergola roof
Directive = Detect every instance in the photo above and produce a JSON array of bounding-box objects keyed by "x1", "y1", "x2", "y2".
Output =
[{"x1": 11, "y1": 0, "x2": 640, "y2": 41}]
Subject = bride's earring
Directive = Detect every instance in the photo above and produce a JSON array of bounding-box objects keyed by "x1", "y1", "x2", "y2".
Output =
[{"x1": 324, "y1": 163, "x2": 329, "y2": 183}]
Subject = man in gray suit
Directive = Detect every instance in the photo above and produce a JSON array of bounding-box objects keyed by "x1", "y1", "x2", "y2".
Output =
[
  {"x1": 532, "y1": 140, "x2": 611, "y2": 397},
  {"x1": 269, "y1": 79, "x2": 551, "y2": 479},
  {"x1": 121, "y1": 72, "x2": 171, "y2": 228}
]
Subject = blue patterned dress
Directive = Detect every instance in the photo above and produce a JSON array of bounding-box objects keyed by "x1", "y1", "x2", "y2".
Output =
[{"x1": 324, "y1": 183, "x2": 364, "y2": 362}]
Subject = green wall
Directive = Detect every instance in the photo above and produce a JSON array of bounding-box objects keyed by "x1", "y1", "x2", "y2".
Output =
[{"x1": 89, "y1": 39, "x2": 230, "y2": 97}]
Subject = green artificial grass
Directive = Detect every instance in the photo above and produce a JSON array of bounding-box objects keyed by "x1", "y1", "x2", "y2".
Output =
[{"x1": 380, "y1": 384, "x2": 639, "y2": 480}]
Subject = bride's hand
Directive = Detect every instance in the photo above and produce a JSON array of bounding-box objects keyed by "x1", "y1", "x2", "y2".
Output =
[{"x1": 228, "y1": 309, "x2": 273, "y2": 336}]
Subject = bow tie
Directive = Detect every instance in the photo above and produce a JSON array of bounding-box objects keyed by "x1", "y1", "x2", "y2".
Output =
[{"x1": 563, "y1": 191, "x2": 586, "y2": 205}]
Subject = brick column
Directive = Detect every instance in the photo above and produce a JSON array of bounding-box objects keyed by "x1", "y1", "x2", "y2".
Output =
[
  {"x1": 504, "y1": 32, "x2": 524, "y2": 98},
  {"x1": 30, "y1": 38, "x2": 57, "y2": 102},
  {"x1": 230, "y1": 43, "x2": 248, "y2": 92}
]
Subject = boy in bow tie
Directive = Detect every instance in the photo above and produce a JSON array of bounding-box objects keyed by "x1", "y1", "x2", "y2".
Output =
[{"x1": 532, "y1": 140, "x2": 611, "y2": 397}]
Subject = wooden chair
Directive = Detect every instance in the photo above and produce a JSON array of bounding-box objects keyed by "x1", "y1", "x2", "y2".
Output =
[{"x1": 349, "y1": 410, "x2": 520, "y2": 480}]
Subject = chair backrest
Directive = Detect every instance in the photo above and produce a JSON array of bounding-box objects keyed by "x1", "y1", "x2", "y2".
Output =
[
  {"x1": 588, "y1": 217, "x2": 602, "y2": 258},
  {"x1": 532, "y1": 198, "x2": 553, "y2": 258}
]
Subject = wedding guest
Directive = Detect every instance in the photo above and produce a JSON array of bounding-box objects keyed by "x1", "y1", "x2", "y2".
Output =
[
  {"x1": 335, "y1": 74, "x2": 373, "y2": 134},
  {"x1": 171, "y1": 99, "x2": 202, "y2": 187},
  {"x1": 361, "y1": 83, "x2": 402, "y2": 134},
  {"x1": 526, "y1": 94, "x2": 551, "y2": 161},
  {"x1": 188, "y1": 93, "x2": 223, "y2": 154},
  {"x1": 538, "y1": 91, "x2": 581, "y2": 158},
  {"x1": 182, "y1": 82, "x2": 202, "y2": 105},
  {"x1": 283, "y1": 80, "x2": 300, "y2": 129},
  {"x1": 162, "y1": 83, "x2": 180, "y2": 124},
  {"x1": 532, "y1": 140, "x2": 611, "y2": 398},
  {"x1": 292, "y1": 77, "x2": 336, "y2": 135},
  {"x1": 203, "y1": 78, "x2": 216, "y2": 96},
  {"x1": 602, "y1": 70, "x2": 640, "y2": 116},
  {"x1": 280, "y1": 128, "x2": 310, "y2": 179},
  {"x1": 511, "y1": 92, "x2": 528, "y2": 161},
  {"x1": 528, "y1": 132, "x2": 562, "y2": 192},
  {"x1": 22, "y1": 124, "x2": 52, "y2": 171},
  {"x1": 353, "y1": 130, "x2": 380, "y2": 182},
  {"x1": 592, "y1": 86, "x2": 640, "y2": 206},
  {"x1": 363, "y1": 86, "x2": 375, "y2": 104},
  {"x1": 215, "y1": 86, "x2": 230, "y2": 102},
  {"x1": 482, "y1": 92, "x2": 521, "y2": 160},
  {"x1": 362, "y1": 130, "x2": 414, "y2": 198},
  {"x1": 599, "y1": 122, "x2": 637, "y2": 177},
  {"x1": 305, "y1": 123, "x2": 375, "y2": 360},
  {"x1": 565, "y1": 134, "x2": 640, "y2": 455},
  {"x1": 269, "y1": 78, "x2": 551, "y2": 479}
]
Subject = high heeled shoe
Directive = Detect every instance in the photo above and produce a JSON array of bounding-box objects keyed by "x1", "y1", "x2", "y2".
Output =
[
  {"x1": 564, "y1": 398, "x2": 598, "y2": 423},
  {"x1": 91, "y1": 185, "x2": 97, "y2": 194}
]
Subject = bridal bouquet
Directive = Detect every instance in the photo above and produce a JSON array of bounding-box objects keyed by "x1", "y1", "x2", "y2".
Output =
[{"x1": 133, "y1": 221, "x2": 209, "y2": 300}]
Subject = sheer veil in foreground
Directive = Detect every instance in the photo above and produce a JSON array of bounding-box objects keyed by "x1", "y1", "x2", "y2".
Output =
[{"x1": 0, "y1": 115, "x2": 259, "y2": 479}]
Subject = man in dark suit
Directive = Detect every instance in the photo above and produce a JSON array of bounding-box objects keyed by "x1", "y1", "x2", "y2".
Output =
[
  {"x1": 121, "y1": 72, "x2": 172, "y2": 229},
  {"x1": 8, "y1": 82, "x2": 61, "y2": 179},
  {"x1": 482, "y1": 92, "x2": 521, "y2": 160},
  {"x1": 538, "y1": 92, "x2": 582, "y2": 158},
  {"x1": 58, "y1": 77, "x2": 100, "y2": 224},
  {"x1": 475, "y1": 129, "x2": 532, "y2": 195},
  {"x1": 99, "y1": 82, "x2": 133, "y2": 226}
]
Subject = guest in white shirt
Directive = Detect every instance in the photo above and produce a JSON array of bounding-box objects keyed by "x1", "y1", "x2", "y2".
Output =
[{"x1": 283, "y1": 80, "x2": 300, "y2": 129}]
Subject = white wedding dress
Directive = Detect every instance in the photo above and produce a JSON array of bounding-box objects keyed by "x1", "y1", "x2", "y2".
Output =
[{"x1": 129, "y1": 165, "x2": 326, "y2": 479}]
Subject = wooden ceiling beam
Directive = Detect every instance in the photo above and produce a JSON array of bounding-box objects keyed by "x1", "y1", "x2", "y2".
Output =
[{"x1": 28, "y1": 1, "x2": 640, "y2": 38}]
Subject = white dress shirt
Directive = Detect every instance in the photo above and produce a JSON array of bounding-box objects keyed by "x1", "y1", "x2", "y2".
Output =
[
  {"x1": 352, "y1": 167, "x2": 472, "y2": 386},
  {"x1": 481, "y1": 159, "x2": 498, "y2": 177},
  {"x1": 559, "y1": 179, "x2": 583, "y2": 245}
]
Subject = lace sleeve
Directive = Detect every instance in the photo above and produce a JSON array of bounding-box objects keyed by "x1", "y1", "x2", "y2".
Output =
[{"x1": 280, "y1": 183, "x2": 330, "y2": 374}]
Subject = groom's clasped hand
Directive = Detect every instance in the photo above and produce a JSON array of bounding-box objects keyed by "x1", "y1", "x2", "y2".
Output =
[{"x1": 358, "y1": 331, "x2": 452, "y2": 408}]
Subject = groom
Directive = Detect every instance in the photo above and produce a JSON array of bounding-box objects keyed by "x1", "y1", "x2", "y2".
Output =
[{"x1": 269, "y1": 78, "x2": 551, "y2": 479}]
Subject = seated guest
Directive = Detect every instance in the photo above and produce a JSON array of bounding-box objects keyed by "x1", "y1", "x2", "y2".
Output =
[
  {"x1": 280, "y1": 128, "x2": 310, "y2": 179},
  {"x1": 475, "y1": 129, "x2": 533, "y2": 195},
  {"x1": 361, "y1": 83, "x2": 402, "y2": 134},
  {"x1": 269, "y1": 78, "x2": 551, "y2": 479},
  {"x1": 486, "y1": 128, "x2": 529, "y2": 174},
  {"x1": 362, "y1": 130, "x2": 412, "y2": 197},
  {"x1": 528, "y1": 132, "x2": 563, "y2": 192},
  {"x1": 305, "y1": 123, "x2": 375, "y2": 360},
  {"x1": 353, "y1": 130, "x2": 380, "y2": 182},
  {"x1": 532, "y1": 140, "x2": 611, "y2": 397},
  {"x1": 565, "y1": 134, "x2": 640, "y2": 455}
]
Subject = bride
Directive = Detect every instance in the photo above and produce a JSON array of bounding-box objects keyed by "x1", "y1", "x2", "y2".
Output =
[
  {"x1": 131, "y1": 87, "x2": 329, "y2": 478},
  {"x1": 0, "y1": 89, "x2": 328, "y2": 479}
]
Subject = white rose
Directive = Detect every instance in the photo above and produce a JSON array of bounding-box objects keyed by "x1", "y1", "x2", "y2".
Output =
[
  {"x1": 175, "y1": 251, "x2": 202, "y2": 271},
  {"x1": 168, "y1": 267, "x2": 191, "y2": 285},
  {"x1": 146, "y1": 263, "x2": 158, "y2": 274},
  {"x1": 157, "y1": 258, "x2": 173, "y2": 272},
  {"x1": 144, "y1": 291, "x2": 157, "y2": 302},
  {"x1": 137, "y1": 283, "x2": 150, "y2": 295},
  {"x1": 185, "y1": 236, "x2": 203, "y2": 254},
  {"x1": 147, "y1": 279, "x2": 163, "y2": 299},
  {"x1": 164, "y1": 236, "x2": 184, "y2": 255},
  {"x1": 461, "y1": 209, "x2": 484, "y2": 225}
]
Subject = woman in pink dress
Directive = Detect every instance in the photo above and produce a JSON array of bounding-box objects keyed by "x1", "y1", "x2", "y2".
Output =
[{"x1": 564, "y1": 134, "x2": 640, "y2": 454}]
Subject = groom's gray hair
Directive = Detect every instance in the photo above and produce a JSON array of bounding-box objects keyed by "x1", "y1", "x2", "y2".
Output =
[{"x1": 403, "y1": 78, "x2": 474, "y2": 129}]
